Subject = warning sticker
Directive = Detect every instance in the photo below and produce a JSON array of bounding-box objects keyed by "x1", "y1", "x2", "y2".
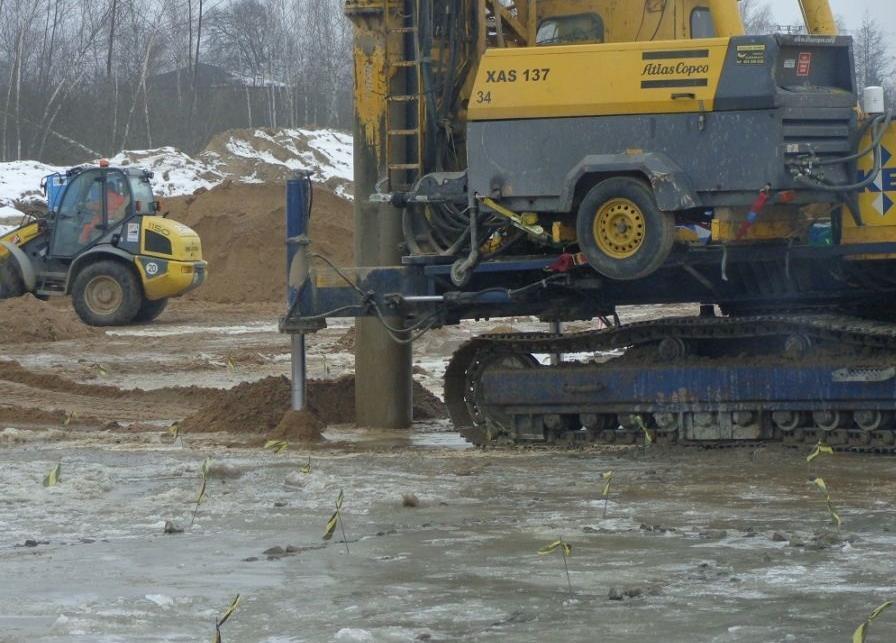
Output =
[
  {"x1": 736, "y1": 44, "x2": 766, "y2": 65},
  {"x1": 126, "y1": 222, "x2": 139, "y2": 243},
  {"x1": 797, "y1": 52, "x2": 812, "y2": 77}
]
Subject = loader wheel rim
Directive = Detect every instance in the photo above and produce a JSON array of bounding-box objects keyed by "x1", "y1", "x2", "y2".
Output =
[
  {"x1": 593, "y1": 198, "x2": 646, "y2": 259},
  {"x1": 84, "y1": 275, "x2": 124, "y2": 316}
]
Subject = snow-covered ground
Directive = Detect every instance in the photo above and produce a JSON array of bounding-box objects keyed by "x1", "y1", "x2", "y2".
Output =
[{"x1": 0, "y1": 127, "x2": 354, "y2": 216}]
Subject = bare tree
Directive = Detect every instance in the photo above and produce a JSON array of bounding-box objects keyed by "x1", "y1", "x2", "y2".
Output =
[
  {"x1": 739, "y1": 0, "x2": 775, "y2": 35},
  {"x1": 853, "y1": 10, "x2": 895, "y2": 103}
]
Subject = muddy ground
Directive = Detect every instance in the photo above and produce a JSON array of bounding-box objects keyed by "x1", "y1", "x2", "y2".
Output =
[{"x1": 1, "y1": 300, "x2": 895, "y2": 642}]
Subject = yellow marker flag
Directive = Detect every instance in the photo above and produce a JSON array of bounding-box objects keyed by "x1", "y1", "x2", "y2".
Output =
[
  {"x1": 96, "y1": 364, "x2": 108, "y2": 377},
  {"x1": 811, "y1": 477, "x2": 829, "y2": 497},
  {"x1": 43, "y1": 463, "x2": 61, "y2": 487},
  {"x1": 213, "y1": 593, "x2": 241, "y2": 643},
  {"x1": 601, "y1": 471, "x2": 614, "y2": 498},
  {"x1": 336, "y1": 488, "x2": 344, "y2": 509},
  {"x1": 300, "y1": 457, "x2": 312, "y2": 474},
  {"x1": 538, "y1": 540, "x2": 572, "y2": 557},
  {"x1": 64, "y1": 411, "x2": 76, "y2": 427},
  {"x1": 201, "y1": 457, "x2": 212, "y2": 478},
  {"x1": 323, "y1": 511, "x2": 339, "y2": 541},
  {"x1": 853, "y1": 601, "x2": 893, "y2": 643},
  {"x1": 633, "y1": 416, "x2": 653, "y2": 445},
  {"x1": 226, "y1": 356, "x2": 236, "y2": 373},
  {"x1": 810, "y1": 477, "x2": 842, "y2": 529},
  {"x1": 168, "y1": 424, "x2": 180, "y2": 439},
  {"x1": 263, "y1": 440, "x2": 289, "y2": 454},
  {"x1": 807, "y1": 441, "x2": 834, "y2": 463}
]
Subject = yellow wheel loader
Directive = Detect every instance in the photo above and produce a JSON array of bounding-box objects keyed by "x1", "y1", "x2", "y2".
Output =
[{"x1": 0, "y1": 162, "x2": 206, "y2": 326}]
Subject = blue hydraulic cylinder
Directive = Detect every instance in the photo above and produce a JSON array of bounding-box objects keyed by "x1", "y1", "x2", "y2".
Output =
[
  {"x1": 285, "y1": 171, "x2": 313, "y2": 412},
  {"x1": 286, "y1": 171, "x2": 313, "y2": 308}
]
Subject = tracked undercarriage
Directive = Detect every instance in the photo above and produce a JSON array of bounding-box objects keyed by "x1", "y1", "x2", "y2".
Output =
[{"x1": 444, "y1": 315, "x2": 896, "y2": 453}]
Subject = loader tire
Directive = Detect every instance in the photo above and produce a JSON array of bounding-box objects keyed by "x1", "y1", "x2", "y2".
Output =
[
  {"x1": 133, "y1": 297, "x2": 168, "y2": 323},
  {"x1": 576, "y1": 177, "x2": 675, "y2": 281},
  {"x1": 71, "y1": 260, "x2": 142, "y2": 326},
  {"x1": 0, "y1": 259, "x2": 25, "y2": 299}
]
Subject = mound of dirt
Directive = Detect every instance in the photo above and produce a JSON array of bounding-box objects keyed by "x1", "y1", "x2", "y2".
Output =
[
  {"x1": 179, "y1": 374, "x2": 446, "y2": 434},
  {"x1": 333, "y1": 326, "x2": 356, "y2": 351},
  {"x1": 0, "y1": 295, "x2": 97, "y2": 343},
  {"x1": 162, "y1": 181, "x2": 353, "y2": 304},
  {"x1": 270, "y1": 409, "x2": 324, "y2": 442}
]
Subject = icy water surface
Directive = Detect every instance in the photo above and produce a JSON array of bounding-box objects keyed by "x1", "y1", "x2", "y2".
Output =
[{"x1": 1, "y1": 427, "x2": 895, "y2": 642}]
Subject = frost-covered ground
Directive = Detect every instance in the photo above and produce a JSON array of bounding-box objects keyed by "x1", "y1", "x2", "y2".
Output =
[
  {"x1": 0, "y1": 127, "x2": 353, "y2": 218},
  {"x1": 1, "y1": 433, "x2": 895, "y2": 642},
  {"x1": 1, "y1": 304, "x2": 896, "y2": 642}
]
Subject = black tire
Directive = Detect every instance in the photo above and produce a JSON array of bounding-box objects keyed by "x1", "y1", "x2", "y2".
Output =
[
  {"x1": 133, "y1": 297, "x2": 169, "y2": 323},
  {"x1": 71, "y1": 260, "x2": 143, "y2": 326},
  {"x1": 576, "y1": 177, "x2": 675, "y2": 281},
  {"x1": 0, "y1": 258, "x2": 25, "y2": 299}
]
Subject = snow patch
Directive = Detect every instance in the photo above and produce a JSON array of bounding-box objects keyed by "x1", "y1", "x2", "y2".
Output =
[{"x1": 0, "y1": 127, "x2": 354, "y2": 208}]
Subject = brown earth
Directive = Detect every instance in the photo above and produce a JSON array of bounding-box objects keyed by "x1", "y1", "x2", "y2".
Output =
[
  {"x1": 270, "y1": 409, "x2": 325, "y2": 442},
  {"x1": 179, "y1": 374, "x2": 447, "y2": 435},
  {"x1": 161, "y1": 182, "x2": 354, "y2": 304},
  {"x1": 0, "y1": 359, "x2": 222, "y2": 405},
  {"x1": 0, "y1": 295, "x2": 98, "y2": 344}
]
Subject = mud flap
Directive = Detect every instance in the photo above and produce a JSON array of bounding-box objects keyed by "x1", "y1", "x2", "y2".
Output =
[{"x1": 0, "y1": 240, "x2": 36, "y2": 292}]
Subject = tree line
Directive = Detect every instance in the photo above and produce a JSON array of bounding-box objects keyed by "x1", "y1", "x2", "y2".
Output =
[
  {"x1": 0, "y1": 0, "x2": 892, "y2": 164},
  {"x1": 0, "y1": 0, "x2": 352, "y2": 164}
]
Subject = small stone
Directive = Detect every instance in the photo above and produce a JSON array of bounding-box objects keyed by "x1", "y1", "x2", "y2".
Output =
[
  {"x1": 770, "y1": 532, "x2": 787, "y2": 542},
  {"x1": 285, "y1": 545, "x2": 300, "y2": 553},
  {"x1": 622, "y1": 586, "x2": 643, "y2": 598},
  {"x1": 416, "y1": 634, "x2": 432, "y2": 641},
  {"x1": 24, "y1": 539, "x2": 39, "y2": 547},
  {"x1": 729, "y1": 577, "x2": 741, "y2": 583},
  {"x1": 273, "y1": 501, "x2": 287, "y2": 508},
  {"x1": 583, "y1": 526, "x2": 598, "y2": 533},
  {"x1": 263, "y1": 546, "x2": 285, "y2": 556},
  {"x1": 402, "y1": 494, "x2": 419, "y2": 508},
  {"x1": 788, "y1": 536, "x2": 805, "y2": 548},
  {"x1": 243, "y1": 556, "x2": 259, "y2": 562},
  {"x1": 163, "y1": 521, "x2": 184, "y2": 535},
  {"x1": 608, "y1": 587, "x2": 624, "y2": 601}
]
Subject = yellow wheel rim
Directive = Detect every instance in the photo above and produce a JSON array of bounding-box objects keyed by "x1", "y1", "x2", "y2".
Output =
[{"x1": 593, "y1": 198, "x2": 646, "y2": 259}]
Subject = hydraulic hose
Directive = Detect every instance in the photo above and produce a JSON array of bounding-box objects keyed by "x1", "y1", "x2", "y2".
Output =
[{"x1": 793, "y1": 109, "x2": 893, "y2": 192}]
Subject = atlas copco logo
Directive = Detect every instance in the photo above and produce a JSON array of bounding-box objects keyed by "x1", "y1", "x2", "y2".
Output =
[
  {"x1": 641, "y1": 62, "x2": 709, "y2": 76},
  {"x1": 860, "y1": 145, "x2": 895, "y2": 217}
]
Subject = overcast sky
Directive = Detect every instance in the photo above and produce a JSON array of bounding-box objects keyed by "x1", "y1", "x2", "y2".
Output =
[{"x1": 772, "y1": 0, "x2": 894, "y2": 33}]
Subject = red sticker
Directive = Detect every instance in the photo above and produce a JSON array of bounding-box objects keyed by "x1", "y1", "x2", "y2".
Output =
[{"x1": 797, "y1": 52, "x2": 812, "y2": 77}]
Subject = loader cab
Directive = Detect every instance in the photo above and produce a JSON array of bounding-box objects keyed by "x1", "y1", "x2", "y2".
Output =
[{"x1": 47, "y1": 166, "x2": 155, "y2": 259}]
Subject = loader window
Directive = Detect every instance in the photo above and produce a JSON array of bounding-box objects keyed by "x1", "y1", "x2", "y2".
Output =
[
  {"x1": 105, "y1": 172, "x2": 132, "y2": 224},
  {"x1": 536, "y1": 13, "x2": 604, "y2": 46},
  {"x1": 691, "y1": 7, "x2": 716, "y2": 38},
  {"x1": 129, "y1": 176, "x2": 155, "y2": 215},
  {"x1": 52, "y1": 169, "x2": 103, "y2": 257}
]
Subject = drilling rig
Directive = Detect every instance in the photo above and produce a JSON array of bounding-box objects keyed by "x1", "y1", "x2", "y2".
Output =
[{"x1": 281, "y1": 0, "x2": 896, "y2": 451}]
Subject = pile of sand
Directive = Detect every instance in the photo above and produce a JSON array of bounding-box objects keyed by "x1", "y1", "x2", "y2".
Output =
[
  {"x1": 179, "y1": 374, "x2": 447, "y2": 438},
  {"x1": 162, "y1": 182, "x2": 353, "y2": 304},
  {"x1": 0, "y1": 295, "x2": 97, "y2": 343}
]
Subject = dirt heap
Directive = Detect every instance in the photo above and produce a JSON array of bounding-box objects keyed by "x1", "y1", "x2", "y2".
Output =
[
  {"x1": 333, "y1": 326, "x2": 356, "y2": 351},
  {"x1": 162, "y1": 182, "x2": 353, "y2": 304},
  {"x1": 0, "y1": 295, "x2": 97, "y2": 343},
  {"x1": 203, "y1": 128, "x2": 352, "y2": 197},
  {"x1": 179, "y1": 374, "x2": 446, "y2": 437}
]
